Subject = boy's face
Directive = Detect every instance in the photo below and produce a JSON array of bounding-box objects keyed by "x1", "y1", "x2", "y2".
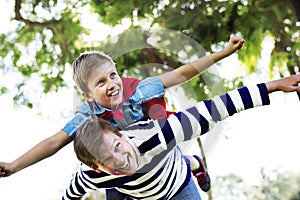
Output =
[
  {"x1": 85, "y1": 62, "x2": 123, "y2": 109},
  {"x1": 96, "y1": 131, "x2": 139, "y2": 176}
]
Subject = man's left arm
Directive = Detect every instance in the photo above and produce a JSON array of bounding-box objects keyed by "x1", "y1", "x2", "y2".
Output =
[
  {"x1": 160, "y1": 73, "x2": 300, "y2": 143},
  {"x1": 155, "y1": 83, "x2": 270, "y2": 145}
]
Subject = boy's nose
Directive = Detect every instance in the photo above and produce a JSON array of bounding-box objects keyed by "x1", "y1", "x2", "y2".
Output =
[{"x1": 107, "y1": 82, "x2": 116, "y2": 90}]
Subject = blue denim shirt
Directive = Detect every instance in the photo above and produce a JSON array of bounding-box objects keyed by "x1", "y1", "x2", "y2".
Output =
[{"x1": 62, "y1": 77, "x2": 164, "y2": 138}]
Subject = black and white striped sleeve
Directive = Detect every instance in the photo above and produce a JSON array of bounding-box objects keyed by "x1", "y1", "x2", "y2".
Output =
[
  {"x1": 155, "y1": 83, "x2": 270, "y2": 144},
  {"x1": 62, "y1": 166, "x2": 99, "y2": 200}
]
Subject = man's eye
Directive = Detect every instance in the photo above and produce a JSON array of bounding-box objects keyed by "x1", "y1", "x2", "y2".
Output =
[{"x1": 115, "y1": 142, "x2": 120, "y2": 151}]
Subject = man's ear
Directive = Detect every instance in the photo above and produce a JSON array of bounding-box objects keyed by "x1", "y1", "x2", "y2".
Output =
[
  {"x1": 90, "y1": 165, "x2": 102, "y2": 173},
  {"x1": 119, "y1": 132, "x2": 125, "y2": 139},
  {"x1": 82, "y1": 92, "x2": 95, "y2": 102}
]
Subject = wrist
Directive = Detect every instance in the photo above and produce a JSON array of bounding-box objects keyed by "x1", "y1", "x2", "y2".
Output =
[
  {"x1": 265, "y1": 80, "x2": 277, "y2": 93},
  {"x1": 211, "y1": 49, "x2": 230, "y2": 63},
  {"x1": 10, "y1": 161, "x2": 21, "y2": 174},
  {"x1": 219, "y1": 48, "x2": 232, "y2": 58}
]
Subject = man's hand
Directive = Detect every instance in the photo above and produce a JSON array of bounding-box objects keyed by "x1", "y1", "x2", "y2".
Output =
[{"x1": 266, "y1": 74, "x2": 300, "y2": 93}]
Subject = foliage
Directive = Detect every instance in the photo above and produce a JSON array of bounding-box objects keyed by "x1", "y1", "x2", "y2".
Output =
[
  {"x1": 212, "y1": 169, "x2": 300, "y2": 200},
  {"x1": 0, "y1": 0, "x2": 299, "y2": 107},
  {"x1": 1, "y1": 0, "x2": 89, "y2": 107}
]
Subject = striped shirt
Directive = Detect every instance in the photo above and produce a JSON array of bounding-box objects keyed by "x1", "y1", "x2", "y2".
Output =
[{"x1": 62, "y1": 83, "x2": 270, "y2": 200}]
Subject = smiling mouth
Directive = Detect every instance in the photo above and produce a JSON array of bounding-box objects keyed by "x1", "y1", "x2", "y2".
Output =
[
  {"x1": 109, "y1": 89, "x2": 119, "y2": 97},
  {"x1": 119, "y1": 162, "x2": 128, "y2": 170},
  {"x1": 118, "y1": 156, "x2": 130, "y2": 171}
]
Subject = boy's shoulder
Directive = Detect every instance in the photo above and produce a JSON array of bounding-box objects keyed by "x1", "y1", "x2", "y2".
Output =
[
  {"x1": 122, "y1": 77, "x2": 140, "y2": 100},
  {"x1": 75, "y1": 101, "x2": 105, "y2": 115},
  {"x1": 122, "y1": 76, "x2": 164, "y2": 99},
  {"x1": 122, "y1": 77, "x2": 163, "y2": 89}
]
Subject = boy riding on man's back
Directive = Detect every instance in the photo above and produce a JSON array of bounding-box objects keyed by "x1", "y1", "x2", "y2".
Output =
[{"x1": 0, "y1": 36, "x2": 245, "y2": 198}]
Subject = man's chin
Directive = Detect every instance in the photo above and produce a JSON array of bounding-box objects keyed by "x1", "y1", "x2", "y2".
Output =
[
  {"x1": 122, "y1": 171, "x2": 135, "y2": 176},
  {"x1": 115, "y1": 169, "x2": 136, "y2": 176}
]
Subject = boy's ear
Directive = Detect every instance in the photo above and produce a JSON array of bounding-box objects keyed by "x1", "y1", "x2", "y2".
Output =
[{"x1": 82, "y1": 92, "x2": 95, "y2": 102}]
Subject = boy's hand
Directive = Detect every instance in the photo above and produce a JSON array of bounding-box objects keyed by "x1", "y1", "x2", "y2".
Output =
[
  {"x1": 0, "y1": 162, "x2": 14, "y2": 177},
  {"x1": 223, "y1": 36, "x2": 245, "y2": 56},
  {"x1": 266, "y1": 74, "x2": 300, "y2": 93}
]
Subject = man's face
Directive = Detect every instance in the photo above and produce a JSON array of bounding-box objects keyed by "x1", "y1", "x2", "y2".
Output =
[
  {"x1": 85, "y1": 62, "x2": 123, "y2": 109},
  {"x1": 96, "y1": 131, "x2": 139, "y2": 176}
]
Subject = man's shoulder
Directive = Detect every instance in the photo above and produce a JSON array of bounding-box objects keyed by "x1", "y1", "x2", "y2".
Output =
[{"x1": 121, "y1": 119, "x2": 160, "y2": 138}]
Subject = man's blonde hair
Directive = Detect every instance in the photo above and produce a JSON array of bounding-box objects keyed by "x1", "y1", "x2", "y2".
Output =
[{"x1": 72, "y1": 51, "x2": 115, "y2": 94}]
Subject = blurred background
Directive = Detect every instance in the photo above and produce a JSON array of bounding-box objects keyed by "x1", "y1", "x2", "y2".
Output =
[{"x1": 0, "y1": 0, "x2": 299, "y2": 199}]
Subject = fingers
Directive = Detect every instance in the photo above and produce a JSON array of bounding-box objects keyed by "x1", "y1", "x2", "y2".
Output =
[
  {"x1": 229, "y1": 37, "x2": 245, "y2": 50},
  {"x1": 236, "y1": 39, "x2": 245, "y2": 50},
  {"x1": 266, "y1": 74, "x2": 300, "y2": 93},
  {"x1": 0, "y1": 168, "x2": 7, "y2": 177},
  {"x1": 278, "y1": 74, "x2": 300, "y2": 92},
  {"x1": 291, "y1": 74, "x2": 300, "y2": 92},
  {"x1": 230, "y1": 36, "x2": 244, "y2": 43}
]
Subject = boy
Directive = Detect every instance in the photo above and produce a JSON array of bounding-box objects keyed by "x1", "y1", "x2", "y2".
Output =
[
  {"x1": 63, "y1": 74, "x2": 300, "y2": 200},
  {"x1": 0, "y1": 37, "x2": 244, "y2": 197}
]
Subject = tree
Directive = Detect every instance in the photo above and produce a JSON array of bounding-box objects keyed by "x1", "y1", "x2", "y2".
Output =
[
  {"x1": 212, "y1": 173, "x2": 252, "y2": 200},
  {"x1": 212, "y1": 169, "x2": 300, "y2": 200},
  {"x1": 1, "y1": 0, "x2": 89, "y2": 107},
  {"x1": 1, "y1": 0, "x2": 299, "y2": 107}
]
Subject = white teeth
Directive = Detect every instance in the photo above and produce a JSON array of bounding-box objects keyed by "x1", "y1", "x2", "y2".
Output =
[
  {"x1": 110, "y1": 90, "x2": 119, "y2": 96},
  {"x1": 120, "y1": 162, "x2": 128, "y2": 169},
  {"x1": 119, "y1": 163, "x2": 128, "y2": 169}
]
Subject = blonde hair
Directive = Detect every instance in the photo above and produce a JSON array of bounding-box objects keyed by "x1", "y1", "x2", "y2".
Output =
[{"x1": 72, "y1": 51, "x2": 115, "y2": 94}]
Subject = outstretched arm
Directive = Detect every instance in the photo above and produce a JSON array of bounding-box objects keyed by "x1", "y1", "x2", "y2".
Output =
[
  {"x1": 157, "y1": 74, "x2": 300, "y2": 144},
  {"x1": 266, "y1": 74, "x2": 300, "y2": 93},
  {"x1": 160, "y1": 36, "x2": 245, "y2": 88},
  {"x1": 0, "y1": 130, "x2": 72, "y2": 177}
]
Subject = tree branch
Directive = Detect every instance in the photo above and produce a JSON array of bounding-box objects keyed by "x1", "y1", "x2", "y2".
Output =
[
  {"x1": 14, "y1": 0, "x2": 59, "y2": 27},
  {"x1": 286, "y1": 0, "x2": 300, "y2": 21}
]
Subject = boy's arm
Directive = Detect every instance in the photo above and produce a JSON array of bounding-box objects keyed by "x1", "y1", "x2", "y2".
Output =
[
  {"x1": 160, "y1": 36, "x2": 245, "y2": 88},
  {"x1": 0, "y1": 131, "x2": 72, "y2": 177}
]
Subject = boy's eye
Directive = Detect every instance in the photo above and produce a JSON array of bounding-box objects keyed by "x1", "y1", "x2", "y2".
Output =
[
  {"x1": 97, "y1": 80, "x2": 104, "y2": 86},
  {"x1": 110, "y1": 72, "x2": 117, "y2": 79}
]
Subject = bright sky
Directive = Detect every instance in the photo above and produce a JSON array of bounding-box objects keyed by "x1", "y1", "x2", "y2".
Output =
[{"x1": 1, "y1": 1, "x2": 300, "y2": 200}]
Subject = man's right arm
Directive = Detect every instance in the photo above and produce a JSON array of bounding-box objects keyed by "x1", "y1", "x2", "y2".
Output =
[
  {"x1": 0, "y1": 130, "x2": 72, "y2": 177},
  {"x1": 62, "y1": 165, "x2": 98, "y2": 200}
]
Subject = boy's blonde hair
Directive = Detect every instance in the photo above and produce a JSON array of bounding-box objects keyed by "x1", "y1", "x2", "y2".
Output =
[{"x1": 72, "y1": 51, "x2": 115, "y2": 95}]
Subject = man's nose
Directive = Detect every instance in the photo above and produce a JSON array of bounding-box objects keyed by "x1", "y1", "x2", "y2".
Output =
[{"x1": 114, "y1": 154, "x2": 125, "y2": 167}]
